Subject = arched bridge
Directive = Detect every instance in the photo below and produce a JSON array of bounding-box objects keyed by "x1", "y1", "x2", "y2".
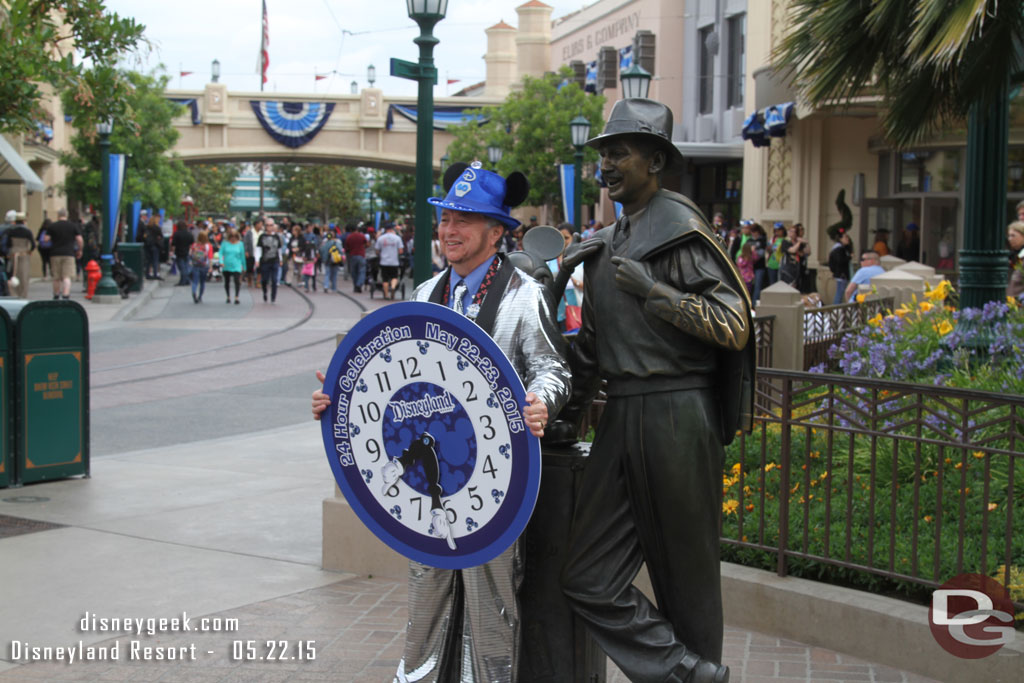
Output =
[{"x1": 166, "y1": 84, "x2": 500, "y2": 172}]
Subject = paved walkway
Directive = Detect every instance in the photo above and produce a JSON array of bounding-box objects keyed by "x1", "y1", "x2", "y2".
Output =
[{"x1": 0, "y1": 275, "x2": 941, "y2": 682}]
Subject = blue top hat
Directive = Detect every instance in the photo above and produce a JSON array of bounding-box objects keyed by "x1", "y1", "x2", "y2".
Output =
[{"x1": 428, "y1": 162, "x2": 529, "y2": 229}]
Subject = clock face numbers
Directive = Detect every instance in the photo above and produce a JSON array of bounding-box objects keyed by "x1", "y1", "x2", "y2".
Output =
[{"x1": 321, "y1": 302, "x2": 541, "y2": 570}]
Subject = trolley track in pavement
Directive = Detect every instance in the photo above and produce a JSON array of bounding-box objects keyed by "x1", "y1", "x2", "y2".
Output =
[{"x1": 91, "y1": 287, "x2": 368, "y2": 389}]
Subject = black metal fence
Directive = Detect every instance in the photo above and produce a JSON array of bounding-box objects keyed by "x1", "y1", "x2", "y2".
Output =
[
  {"x1": 802, "y1": 298, "x2": 894, "y2": 370},
  {"x1": 721, "y1": 369, "x2": 1023, "y2": 614},
  {"x1": 753, "y1": 315, "x2": 774, "y2": 369}
]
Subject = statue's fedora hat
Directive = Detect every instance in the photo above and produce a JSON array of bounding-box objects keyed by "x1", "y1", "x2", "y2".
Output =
[
  {"x1": 586, "y1": 98, "x2": 684, "y2": 170},
  {"x1": 429, "y1": 162, "x2": 529, "y2": 229}
]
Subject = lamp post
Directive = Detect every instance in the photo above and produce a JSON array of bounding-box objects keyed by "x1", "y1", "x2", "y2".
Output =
[
  {"x1": 350, "y1": 80, "x2": 358, "y2": 94},
  {"x1": 620, "y1": 62, "x2": 652, "y2": 99},
  {"x1": 95, "y1": 118, "x2": 119, "y2": 298},
  {"x1": 211, "y1": 59, "x2": 221, "y2": 83},
  {"x1": 391, "y1": 0, "x2": 448, "y2": 285},
  {"x1": 440, "y1": 152, "x2": 450, "y2": 176},
  {"x1": 569, "y1": 115, "x2": 591, "y2": 231},
  {"x1": 367, "y1": 64, "x2": 376, "y2": 87},
  {"x1": 487, "y1": 143, "x2": 502, "y2": 170}
]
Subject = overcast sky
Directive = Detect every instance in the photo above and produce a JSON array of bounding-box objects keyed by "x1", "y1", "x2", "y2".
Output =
[{"x1": 104, "y1": 0, "x2": 590, "y2": 97}]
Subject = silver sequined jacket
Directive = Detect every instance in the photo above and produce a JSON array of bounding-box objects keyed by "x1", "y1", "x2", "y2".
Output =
[{"x1": 413, "y1": 265, "x2": 571, "y2": 419}]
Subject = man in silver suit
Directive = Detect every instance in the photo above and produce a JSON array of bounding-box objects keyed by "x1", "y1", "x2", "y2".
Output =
[{"x1": 313, "y1": 162, "x2": 570, "y2": 682}]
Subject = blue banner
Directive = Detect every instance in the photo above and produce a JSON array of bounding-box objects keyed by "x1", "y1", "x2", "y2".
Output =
[
  {"x1": 559, "y1": 163, "x2": 575, "y2": 226},
  {"x1": 251, "y1": 101, "x2": 335, "y2": 148},
  {"x1": 619, "y1": 45, "x2": 633, "y2": 69},
  {"x1": 105, "y1": 154, "x2": 126, "y2": 262},
  {"x1": 131, "y1": 200, "x2": 142, "y2": 241},
  {"x1": 385, "y1": 105, "x2": 488, "y2": 131}
]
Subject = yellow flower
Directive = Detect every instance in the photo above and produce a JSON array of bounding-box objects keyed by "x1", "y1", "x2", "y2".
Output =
[
  {"x1": 868, "y1": 312, "x2": 884, "y2": 327},
  {"x1": 764, "y1": 462, "x2": 778, "y2": 472},
  {"x1": 893, "y1": 306, "x2": 910, "y2": 318},
  {"x1": 722, "y1": 499, "x2": 739, "y2": 515},
  {"x1": 988, "y1": 503, "x2": 998, "y2": 512},
  {"x1": 918, "y1": 301, "x2": 933, "y2": 313},
  {"x1": 935, "y1": 320, "x2": 953, "y2": 336},
  {"x1": 855, "y1": 294, "x2": 866, "y2": 303},
  {"x1": 731, "y1": 462, "x2": 742, "y2": 474},
  {"x1": 745, "y1": 503, "x2": 754, "y2": 512},
  {"x1": 924, "y1": 515, "x2": 933, "y2": 523},
  {"x1": 925, "y1": 279, "x2": 952, "y2": 301},
  {"x1": 1008, "y1": 296, "x2": 1020, "y2": 310},
  {"x1": 973, "y1": 451, "x2": 986, "y2": 459}
]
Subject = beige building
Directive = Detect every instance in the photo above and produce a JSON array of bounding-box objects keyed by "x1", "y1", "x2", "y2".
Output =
[
  {"x1": 745, "y1": 2, "x2": 1024, "y2": 299},
  {"x1": 485, "y1": 0, "x2": 1024, "y2": 299}
]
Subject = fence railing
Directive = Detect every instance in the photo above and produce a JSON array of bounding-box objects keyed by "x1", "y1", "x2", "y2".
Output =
[
  {"x1": 802, "y1": 298, "x2": 894, "y2": 370},
  {"x1": 721, "y1": 368, "x2": 1023, "y2": 614}
]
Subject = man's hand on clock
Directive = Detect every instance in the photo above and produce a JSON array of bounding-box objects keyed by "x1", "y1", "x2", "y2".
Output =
[
  {"x1": 610, "y1": 256, "x2": 656, "y2": 299},
  {"x1": 524, "y1": 392, "x2": 548, "y2": 438},
  {"x1": 312, "y1": 370, "x2": 330, "y2": 420}
]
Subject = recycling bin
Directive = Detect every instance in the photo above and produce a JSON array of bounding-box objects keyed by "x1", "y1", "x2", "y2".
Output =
[
  {"x1": 0, "y1": 305, "x2": 16, "y2": 488},
  {"x1": 12, "y1": 300, "x2": 89, "y2": 484},
  {"x1": 117, "y1": 242, "x2": 144, "y2": 292}
]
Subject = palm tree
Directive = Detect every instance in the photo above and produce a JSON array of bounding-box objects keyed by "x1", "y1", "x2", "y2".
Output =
[{"x1": 773, "y1": 0, "x2": 1024, "y2": 307}]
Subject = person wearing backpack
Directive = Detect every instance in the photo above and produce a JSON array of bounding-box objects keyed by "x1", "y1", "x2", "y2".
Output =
[
  {"x1": 37, "y1": 219, "x2": 53, "y2": 278},
  {"x1": 189, "y1": 230, "x2": 214, "y2": 303},
  {"x1": 320, "y1": 232, "x2": 344, "y2": 293}
]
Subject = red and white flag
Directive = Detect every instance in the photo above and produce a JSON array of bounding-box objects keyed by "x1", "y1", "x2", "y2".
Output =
[
  {"x1": 447, "y1": 78, "x2": 460, "y2": 85},
  {"x1": 180, "y1": 70, "x2": 194, "y2": 77},
  {"x1": 258, "y1": 0, "x2": 270, "y2": 85},
  {"x1": 315, "y1": 74, "x2": 328, "y2": 81}
]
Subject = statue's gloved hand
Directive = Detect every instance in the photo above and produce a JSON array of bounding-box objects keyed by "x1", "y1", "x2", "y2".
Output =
[
  {"x1": 610, "y1": 256, "x2": 656, "y2": 298},
  {"x1": 551, "y1": 239, "x2": 604, "y2": 300},
  {"x1": 561, "y1": 238, "x2": 604, "y2": 271}
]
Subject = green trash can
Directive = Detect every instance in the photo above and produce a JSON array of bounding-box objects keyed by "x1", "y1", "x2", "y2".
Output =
[
  {"x1": 13, "y1": 300, "x2": 89, "y2": 484},
  {"x1": 0, "y1": 305, "x2": 15, "y2": 488},
  {"x1": 117, "y1": 242, "x2": 144, "y2": 292}
]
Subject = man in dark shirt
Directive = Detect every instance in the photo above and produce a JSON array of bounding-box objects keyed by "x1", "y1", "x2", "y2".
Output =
[
  {"x1": 47, "y1": 208, "x2": 83, "y2": 300},
  {"x1": 4, "y1": 213, "x2": 36, "y2": 299},
  {"x1": 171, "y1": 221, "x2": 194, "y2": 286},
  {"x1": 256, "y1": 218, "x2": 283, "y2": 302},
  {"x1": 343, "y1": 226, "x2": 368, "y2": 293}
]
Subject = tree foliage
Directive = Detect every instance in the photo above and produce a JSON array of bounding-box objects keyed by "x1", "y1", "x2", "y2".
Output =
[
  {"x1": 61, "y1": 69, "x2": 189, "y2": 212},
  {"x1": 271, "y1": 164, "x2": 362, "y2": 224},
  {"x1": 370, "y1": 169, "x2": 416, "y2": 219},
  {"x1": 186, "y1": 163, "x2": 241, "y2": 217},
  {"x1": 446, "y1": 67, "x2": 605, "y2": 219},
  {"x1": 0, "y1": 0, "x2": 146, "y2": 135},
  {"x1": 773, "y1": 0, "x2": 1024, "y2": 147}
]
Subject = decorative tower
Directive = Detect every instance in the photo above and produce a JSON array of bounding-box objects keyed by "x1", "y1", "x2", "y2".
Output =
[
  {"x1": 484, "y1": 20, "x2": 517, "y2": 98},
  {"x1": 515, "y1": 0, "x2": 553, "y2": 84}
]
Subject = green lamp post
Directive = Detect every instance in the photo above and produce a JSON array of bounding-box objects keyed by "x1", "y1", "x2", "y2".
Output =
[
  {"x1": 569, "y1": 115, "x2": 591, "y2": 231},
  {"x1": 487, "y1": 143, "x2": 503, "y2": 171},
  {"x1": 391, "y1": 0, "x2": 448, "y2": 286},
  {"x1": 95, "y1": 118, "x2": 119, "y2": 298},
  {"x1": 620, "y1": 62, "x2": 652, "y2": 99}
]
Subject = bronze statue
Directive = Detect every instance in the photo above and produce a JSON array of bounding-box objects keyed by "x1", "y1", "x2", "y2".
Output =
[{"x1": 559, "y1": 98, "x2": 754, "y2": 683}]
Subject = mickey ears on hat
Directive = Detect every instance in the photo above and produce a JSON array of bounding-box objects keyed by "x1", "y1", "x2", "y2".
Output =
[{"x1": 441, "y1": 162, "x2": 530, "y2": 208}]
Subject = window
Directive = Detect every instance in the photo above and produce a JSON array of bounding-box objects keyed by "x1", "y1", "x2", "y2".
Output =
[
  {"x1": 699, "y1": 25, "x2": 714, "y2": 115},
  {"x1": 897, "y1": 150, "x2": 961, "y2": 193},
  {"x1": 726, "y1": 14, "x2": 745, "y2": 109}
]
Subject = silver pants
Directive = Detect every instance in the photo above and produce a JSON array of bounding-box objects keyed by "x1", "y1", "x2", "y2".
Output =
[{"x1": 395, "y1": 542, "x2": 522, "y2": 683}]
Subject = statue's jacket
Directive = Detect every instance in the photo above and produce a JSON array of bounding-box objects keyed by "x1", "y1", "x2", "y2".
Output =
[{"x1": 570, "y1": 189, "x2": 755, "y2": 444}]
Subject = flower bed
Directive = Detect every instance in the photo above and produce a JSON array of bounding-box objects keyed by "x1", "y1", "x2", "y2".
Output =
[{"x1": 721, "y1": 285, "x2": 1024, "y2": 616}]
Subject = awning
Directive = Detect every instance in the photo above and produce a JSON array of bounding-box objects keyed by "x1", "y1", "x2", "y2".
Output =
[
  {"x1": 674, "y1": 141, "x2": 745, "y2": 160},
  {"x1": 0, "y1": 136, "x2": 45, "y2": 192}
]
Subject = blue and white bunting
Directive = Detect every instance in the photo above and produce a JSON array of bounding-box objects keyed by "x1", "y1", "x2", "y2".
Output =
[
  {"x1": 559, "y1": 163, "x2": 575, "y2": 226},
  {"x1": 250, "y1": 101, "x2": 335, "y2": 148},
  {"x1": 105, "y1": 154, "x2": 126, "y2": 264}
]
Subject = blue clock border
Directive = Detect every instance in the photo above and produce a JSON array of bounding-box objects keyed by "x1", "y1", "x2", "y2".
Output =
[{"x1": 321, "y1": 301, "x2": 542, "y2": 570}]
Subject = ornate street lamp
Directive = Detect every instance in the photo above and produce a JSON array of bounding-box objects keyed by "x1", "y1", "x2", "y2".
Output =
[
  {"x1": 569, "y1": 115, "x2": 591, "y2": 231},
  {"x1": 367, "y1": 64, "x2": 376, "y2": 87},
  {"x1": 211, "y1": 59, "x2": 221, "y2": 83},
  {"x1": 440, "y1": 152, "x2": 450, "y2": 176},
  {"x1": 620, "y1": 63, "x2": 651, "y2": 99},
  {"x1": 95, "y1": 118, "x2": 119, "y2": 298},
  {"x1": 350, "y1": 80, "x2": 358, "y2": 94},
  {"x1": 391, "y1": 0, "x2": 448, "y2": 285},
  {"x1": 487, "y1": 143, "x2": 503, "y2": 169}
]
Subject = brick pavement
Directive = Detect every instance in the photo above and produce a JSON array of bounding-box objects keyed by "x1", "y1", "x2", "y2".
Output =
[{"x1": 0, "y1": 573, "x2": 940, "y2": 682}]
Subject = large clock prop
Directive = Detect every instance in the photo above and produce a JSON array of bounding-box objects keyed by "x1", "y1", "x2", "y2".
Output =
[{"x1": 321, "y1": 301, "x2": 542, "y2": 570}]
